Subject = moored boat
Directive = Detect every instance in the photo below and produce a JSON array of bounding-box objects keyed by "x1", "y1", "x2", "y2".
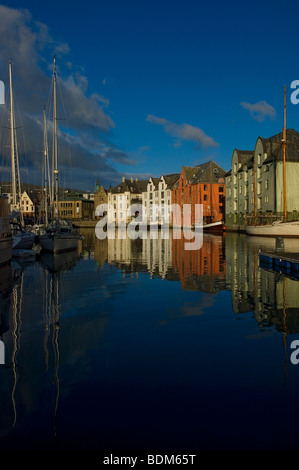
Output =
[
  {"x1": 0, "y1": 195, "x2": 13, "y2": 266},
  {"x1": 245, "y1": 220, "x2": 299, "y2": 238},
  {"x1": 7, "y1": 61, "x2": 35, "y2": 251},
  {"x1": 38, "y1": 58, "x2": 82, "y2": 253}
]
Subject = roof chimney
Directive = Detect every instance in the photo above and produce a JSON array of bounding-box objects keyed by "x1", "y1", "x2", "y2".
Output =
[
  {"x1": 131, "y1": 177, "x2": 134, "y2": 182},
  {"x1": 122, "y1": 176, "x2": 125, "y2": 182},
  {"x1": 135, "y1": 177, "x2": 138, "y2": 181}
]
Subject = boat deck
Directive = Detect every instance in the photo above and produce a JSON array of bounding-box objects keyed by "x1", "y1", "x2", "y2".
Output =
[{"x1": 259, "y1": 250, "x2": 299, "y2": 279}]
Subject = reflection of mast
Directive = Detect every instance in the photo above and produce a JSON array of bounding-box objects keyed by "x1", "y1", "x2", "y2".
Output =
[
  {"x1": 42, "y1": 268, "x2": 51, "y2": 370},
  {"x1": 52, "y1": 271, "x2": 60, "y2": 437},
  {"x1": 42, "y1": 264, "x2": 61, "y2": 437},
  {"x1": 11, "y1": 270, "x2": 23, "y2": 429},
  {"x1": 282, "y1": 276, "x2": 288, "y2": 385}
]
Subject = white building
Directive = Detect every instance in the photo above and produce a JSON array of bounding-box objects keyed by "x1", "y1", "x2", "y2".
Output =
[
  {"x1": 2, "y1": 190, "x2": 42, "y2": 217},
  {"x1": 107, "y1": 177, "x2": 148, "y2": 225},
  {"x1": 142, "y1": 173, "x2": 179, "y2": 226}
]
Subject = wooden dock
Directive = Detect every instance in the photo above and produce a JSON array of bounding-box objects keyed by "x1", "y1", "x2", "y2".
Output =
[{"x1": 259, "y1": 251, "x2": 299, "y2": 278}]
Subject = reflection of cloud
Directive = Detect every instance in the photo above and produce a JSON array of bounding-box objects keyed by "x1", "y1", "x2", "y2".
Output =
[
  {"x1": 146, "y1": 114, "x2": 219, "y2": 148},
  {"x1": 240, "y1": 100, "x2": 277, "y2": 122},
  {"x1": 181, "y1": 296, "x2": 216, "y2": 317},
  {"x1": 157, "y1": 295, "x2": 216, "y2": 327}
]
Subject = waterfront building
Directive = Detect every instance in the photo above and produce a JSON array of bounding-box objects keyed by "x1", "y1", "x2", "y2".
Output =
[
  {"x1": 225, "y1": 129, "x2": 299, "y2": 231},
  {"x1": 172, "y1": 160, "x2": 226, "y2": 227},
  {"x1": 3, "y1": 189, "x2": 44, "y2": 220},
  {"x1": 94, "y1": 178, "x2": 108, "y2": 219},
  {"x1": 142, "y1": 173, "x2": 179, "y2": 226},
  {"x1": 107, "y1": 177, "x2": 148, "y2": 225},
  {"x1": 58, "y1": 195, "x2": 94, "y2": 220}
]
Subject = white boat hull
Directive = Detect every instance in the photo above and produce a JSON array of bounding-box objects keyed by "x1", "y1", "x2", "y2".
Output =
[
  {"x1": 0, "y1": 237, "x2": 13, "y2": 266},
  {"x1": 12, "y1": 231, "x2": 36, "y2": 250},
  {"x1": 39, "y1": 233, "x2": 79, "y2": 253},
  {"x1": 245, "y1": 220, "x2": 299, "y2": 237},
  {"x1": 194, "y1": 221, "x2": 224, "y2": 233}
]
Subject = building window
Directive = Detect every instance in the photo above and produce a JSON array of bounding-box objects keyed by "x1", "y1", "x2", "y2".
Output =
[
  {"x1": 219, "y1": 186, "x2": 224, "y2": 193},
  {"x1": 265, "y1": 180, "x2": 269, "y2": 190},
  {"x1": 204, "y1": 185, "x2": 207, "y2": 191},
  {"x1": 204, "y1": 194, "x2": 208, "y2": 201}
]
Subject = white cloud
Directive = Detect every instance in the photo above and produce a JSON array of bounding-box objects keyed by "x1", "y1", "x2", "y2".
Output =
[
  {"x1": 240, "y1": 100, "x2": 277, "y2": 122},
  {"x1": 0, "y1": 5, "x2": 133, "y2": 190},
  {"x1": 146, "y1": 114, "x2": 219, "y2": 148}
]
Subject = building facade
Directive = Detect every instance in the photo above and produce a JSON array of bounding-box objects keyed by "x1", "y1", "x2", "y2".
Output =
[
  {"x1": 107, "y1": 177, "x2": 148, "y2": 225},
  {"x1": 58, "y1": 197, "x2": 94, "y2": 220},
  {"x1": 225, "y1": 129, "x2": 299, "y2": 230},
  {"x1": 142, "y1": 173, "x2": 179, "y2": 226},
  {"x1": 94, "y1": 179, "x2": 108, "y2": 219},
  {"x1": 172, "y1": 160, "x2": 226, "y2": 227}
]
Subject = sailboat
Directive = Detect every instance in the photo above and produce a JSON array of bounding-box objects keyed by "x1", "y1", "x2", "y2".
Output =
[
  {"x1": 0, "y1": 195, "x2": 13, "y2": 265},
  {"x1": 39, "y1": 58, "x2": 81, "y2": 253},
  {"x1": 8, "y1": 61, "x2": 36, "y2": 250},
  {"x1": 245, "y1": 85, "x2": 299, "y2": 238}
]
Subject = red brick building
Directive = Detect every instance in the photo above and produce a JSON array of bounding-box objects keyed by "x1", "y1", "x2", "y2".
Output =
[{"x1": 172, "y1": 160, "x2": 226, "y2": 227}]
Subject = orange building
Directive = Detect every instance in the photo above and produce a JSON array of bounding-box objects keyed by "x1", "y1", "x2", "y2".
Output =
[{"x1": 172, "y1": 160, "x2": 226, "y2": 227}]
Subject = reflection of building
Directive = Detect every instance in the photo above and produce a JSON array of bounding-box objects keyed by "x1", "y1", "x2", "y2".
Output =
[
  {"x1": 225, "y1": 232, "x2": 299, "y2": 334},
  {"x1": 172, "y1": 233, "x2": 226, "y2": 292},
  {"x1": 172, "y1": 161, "x2": 226, "y2": 227},
  {"x1": 141, "y1": 234, "x2": 173, "y2": 279}
]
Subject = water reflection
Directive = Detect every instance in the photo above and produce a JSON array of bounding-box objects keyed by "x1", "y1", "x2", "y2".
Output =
[
  {"x1": 0, "y1": 229, "x2": 298, "y2": 449},
  {"x1": 79, "y1": 228, "x2": 299, "y2": 336}
]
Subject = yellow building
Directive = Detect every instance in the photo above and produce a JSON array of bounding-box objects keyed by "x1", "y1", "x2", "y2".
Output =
[{"x1": 58, "y1": 197, "x2": 94, "y2": 220}]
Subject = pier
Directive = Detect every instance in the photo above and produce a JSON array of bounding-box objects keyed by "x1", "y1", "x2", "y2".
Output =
[{"x1": 259, "y1": 251, "x2": 299, "y2": 279}]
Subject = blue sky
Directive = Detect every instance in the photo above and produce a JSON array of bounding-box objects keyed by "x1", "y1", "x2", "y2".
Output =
[{"x1": 1, "y1": 0, "x2": 299, "y2": 191}]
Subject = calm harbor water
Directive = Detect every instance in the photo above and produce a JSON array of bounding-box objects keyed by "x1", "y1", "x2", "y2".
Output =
[{"x1": 0, "y1": 229, "x2": 299, "y2": 451}]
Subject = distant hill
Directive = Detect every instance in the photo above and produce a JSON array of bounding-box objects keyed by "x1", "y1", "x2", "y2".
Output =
[{"x1": 0, "y1": 182, "x2": 91, "y2": 195}]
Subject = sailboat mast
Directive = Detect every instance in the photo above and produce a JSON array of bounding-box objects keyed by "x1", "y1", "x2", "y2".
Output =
[
  {"x1": 282, "y1": 84, "x2": 287, "y2": 221},
  {"x1": 9, "y1": 61, "x2": 23, "y2": 223},
  {"x1": 52, "y1": 58, "x2": 59, "y2": 225},
  {"x1": 9, "y1": 61, "x2": 17, "y2": 208},
  {"x1": 43, "y1": 105, "x2": 51, "y2": 224}
]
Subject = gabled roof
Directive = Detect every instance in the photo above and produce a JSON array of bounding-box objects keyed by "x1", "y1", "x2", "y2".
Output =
[
  {"x1": 262, "y1": 128, "x2": 299, "y2": 163},
  {"x1": 161, "y1": 173, "x2": 180, "y2": 188},
  {"x1": 191, "y1": 161, "x2": 226, "y2": 184},
  {"x1": 109, "y1": 179, "x2": 149, "y2": 194},
  {"x1": 149, "y1": 177, "x2": 160, "y2": 189},
  {"x1": 180, "y1": 161, "x2": 227, "y2": 185}
]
